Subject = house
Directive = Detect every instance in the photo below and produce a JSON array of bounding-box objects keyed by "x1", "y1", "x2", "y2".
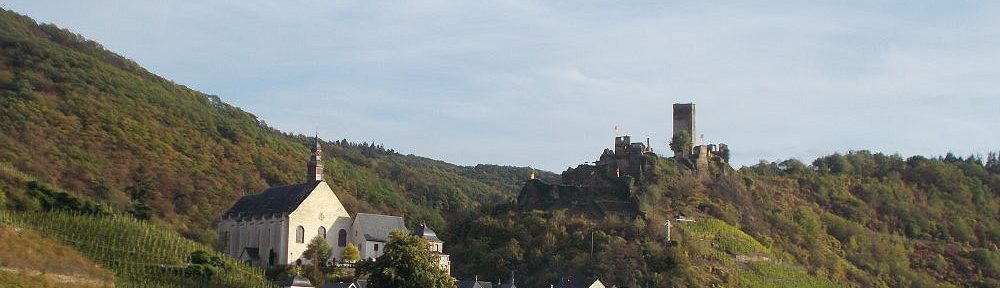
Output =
[
  {"x1": 413, "y1": 223, "x2": 451, "y2": 274},
  {"x1": 350, "y1": 213, "x2": 407, "y2": 260}
]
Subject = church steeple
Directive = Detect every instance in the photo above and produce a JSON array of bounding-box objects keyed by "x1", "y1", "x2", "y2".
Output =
[{"x1": 307, "y1": 133, "x2": 323, "y2": 182}]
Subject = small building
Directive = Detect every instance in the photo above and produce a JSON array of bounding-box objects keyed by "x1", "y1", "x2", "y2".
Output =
[
  {"x1": 350, "y1": 213, "x2": 407, "y2": 260},
  {"x1": 413, "y1": 223, "x2": 451, "y2": 274}
]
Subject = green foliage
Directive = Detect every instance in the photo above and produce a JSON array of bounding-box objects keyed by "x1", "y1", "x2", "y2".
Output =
[
  {"x1": 304, "y1": 235, "x2": 332, "y2": 266},
  {"x1": 341, "y1": 242, "x2": 361, "y2": 263},
  {"x1": 669, "y1": 131, "x2": 692, "y2": 156},
  {"x1": 359, "y1": 231, "x2": 454, "y2": 288}
]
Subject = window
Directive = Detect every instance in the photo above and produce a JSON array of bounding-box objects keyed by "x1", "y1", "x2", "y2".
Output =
[
  {"x1": 318, "y1": 227, "x2": 327, "y2": 239},
  {"x1": 295, "y1": 226, "x2": 304, "y2": 243},
  {"x1": 374, "y1": 243, "x2": 379, "y2": 252},
  {"x1": 338, "y1": 229, "x2": 347, "y2": 247}
]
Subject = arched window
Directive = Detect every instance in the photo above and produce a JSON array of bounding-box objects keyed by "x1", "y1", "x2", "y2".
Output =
[
  {"x1": 338, "y1": 229, "x2": 347, "y2": 247},
  {"x1": 318, "y1": 227, "x2": 327, "y2": 239},
  {"x1": 295, "y1": 226, "x2": 305, "y2": 243}
]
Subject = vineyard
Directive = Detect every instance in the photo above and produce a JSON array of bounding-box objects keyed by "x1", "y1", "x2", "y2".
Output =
[
  {"x1": 676, "y1": 218, "x2": 840, "y2": 288},
  {"x1": 0, "y1": 210, "x2": 275, "y2": 288}
]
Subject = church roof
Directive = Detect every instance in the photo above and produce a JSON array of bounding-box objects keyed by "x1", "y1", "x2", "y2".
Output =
[
  {"x1": 224, "y1": 181, "x2": 322, "y2": 219},
  {"x1": 355, "y1": 213, "x2": 407, "y2": 242},
  {"x1": 411, "y1": 223, "x2": 441, "y2": 242}
]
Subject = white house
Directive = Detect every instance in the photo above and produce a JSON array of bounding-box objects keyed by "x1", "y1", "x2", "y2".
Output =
[{"x1": 218, "y1": 137, "x2": 450, "y2": 271}]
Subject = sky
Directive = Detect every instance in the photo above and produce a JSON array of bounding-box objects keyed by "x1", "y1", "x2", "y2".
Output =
[{"x1": 5, "y1": 1, "x2": 999, "y2": 172}]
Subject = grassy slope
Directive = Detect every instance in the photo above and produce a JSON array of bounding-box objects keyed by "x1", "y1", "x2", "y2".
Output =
[{"x1": 0, "y1": 225, "x2": 114, "y2": 288}]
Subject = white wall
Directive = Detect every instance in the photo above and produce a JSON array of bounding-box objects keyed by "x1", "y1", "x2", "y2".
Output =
[{"x1": 287, "y1": 181, "x2": 352, "y2": 265}]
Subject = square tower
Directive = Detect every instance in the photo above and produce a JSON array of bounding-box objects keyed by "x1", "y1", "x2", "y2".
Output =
[{"x1": 673, "y1": 103, "x2": 696, "y2": 142}]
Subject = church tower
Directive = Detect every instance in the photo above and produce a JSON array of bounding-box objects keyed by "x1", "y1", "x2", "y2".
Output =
[{"x1": 307, "y1": 134, "x2": 324, "y2": 182}]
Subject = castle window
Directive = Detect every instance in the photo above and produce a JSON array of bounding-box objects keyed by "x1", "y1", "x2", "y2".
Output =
[
  {"x1": 318, "y1": 227, "x2": 326, "y2": 239},
  {"x1": 295, "y1": 226, "x2": 304, "y2": 243},
  {"x1": 338, "y1": 229, "x2": 347, "y2": 247}
]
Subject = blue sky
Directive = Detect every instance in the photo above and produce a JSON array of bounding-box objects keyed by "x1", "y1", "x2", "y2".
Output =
[{"x1": 6, "y1": 1, "x2": 999, "y2": 172}]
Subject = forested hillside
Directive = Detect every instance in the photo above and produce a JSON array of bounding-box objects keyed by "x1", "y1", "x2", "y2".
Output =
[
  {"x1": 449, "y1": 152, "x2": 1000, "y2": 287},
  {"x1": 0, "y1": 8, "x2": 546, "y2": 245}
]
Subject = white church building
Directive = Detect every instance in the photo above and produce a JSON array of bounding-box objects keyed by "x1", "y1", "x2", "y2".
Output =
[{"x1": 218, "y1": 138, "x2": 450, "y2": 272}]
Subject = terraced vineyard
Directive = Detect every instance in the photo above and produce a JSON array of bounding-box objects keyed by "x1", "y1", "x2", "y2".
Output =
[
  {"x1": 0, "y1": 211, "x2": 274, "y2": 288},
  {"x1": 677, "y1": 218, "x2": 840, "y2": 288}
]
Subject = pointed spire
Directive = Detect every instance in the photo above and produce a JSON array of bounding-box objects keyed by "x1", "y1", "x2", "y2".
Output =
[{"x1": 307, "y1": 132, "x2": 324, "y2": 182}]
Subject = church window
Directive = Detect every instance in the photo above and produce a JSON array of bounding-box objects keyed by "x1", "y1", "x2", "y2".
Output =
[
  {"x1": 338, "y1": 229, "x2": 347, "y2": 247},
  {"x1": 318, "y1": 227, "x2": 327, "y2": 239},
  {"x1": 374, "y1": 243, "x2": 379, "y2": 252},
  {"x1": 295, "y1": 226, "x2": 304, "y2": 243}
]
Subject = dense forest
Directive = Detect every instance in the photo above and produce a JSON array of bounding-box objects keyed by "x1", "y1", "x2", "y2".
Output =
[{"x1": 1, "y1": 7, "x2": 998, "y2": 287}]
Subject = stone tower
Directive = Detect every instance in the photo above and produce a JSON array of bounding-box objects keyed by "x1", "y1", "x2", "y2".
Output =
[
  {"x1": 673, "y1": 103, "x2": 696, "y2": 142},
  {"x1": 307, "y1": 134, "x2": 324, "y2": 182},
  {"x1": 673, "y1": 103, "x2": 696, "y2": 157}
]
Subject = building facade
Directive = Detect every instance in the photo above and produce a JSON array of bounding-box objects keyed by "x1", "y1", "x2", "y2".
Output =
[{"x1": 218, "y1": 138, "x2": 450, "y2": 270}]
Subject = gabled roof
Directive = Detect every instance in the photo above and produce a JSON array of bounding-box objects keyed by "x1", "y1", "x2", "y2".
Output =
[
  {"x1": 412, "y1": 223, "x2": 441, "y2": 242},
  {"x1": 355, "y1": 213, "x2": 407, "y2": 242},
  {"x1": 224, "y1": 181, "x2": 322, "y2": 219},
  {"x1": 456, "y1": 280, "x2": 493, "y2": 288},
  {"x1": 239, "y1": 247, "x2": 260, "y2": 261}
]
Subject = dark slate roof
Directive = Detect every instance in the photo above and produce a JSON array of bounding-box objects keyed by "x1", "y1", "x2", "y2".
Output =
[
  {"x1": 276, "y1": 275, "x2": 313, "y2": 287},
  {"x1": 224, "y1": 181, "x2": 322, "y2": 219},
  {"x1": 321, "y1": 282, "x2": 357, "y2": 288},
  {"x1": 456, "y1": 280, "x2": 493, "y2": 288},
  {"x1": 497, "y1": 283, "x2": 516, "y2": 288},
  {"x1": 412, "y1": 223, "x2": 441, "y2": 242},
  {"x1": 355, "y1": 213, "x2": 407, "y2": 242},
  {"x1": 240, "y1": 247, "x2": 260, "y2": 261}
]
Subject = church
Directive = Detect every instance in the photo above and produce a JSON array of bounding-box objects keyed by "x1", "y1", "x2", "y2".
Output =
[{"x1": 218, "y1": 138, "x2": 450, "y2": 273}]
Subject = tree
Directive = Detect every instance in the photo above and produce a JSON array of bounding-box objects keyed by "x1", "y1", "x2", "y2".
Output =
[
  {"x1": 669, "y1": 131, "x2": 692, "y2": 157},
  {"x1": 303, "y1": 235, "x2": 332, "y2": 266},
  {"x1": 342, "y1": 242, "x2": 360, "y2": 263},
  {"x1": 359, "y1": 231, "x2": 453, "y2": 288}
]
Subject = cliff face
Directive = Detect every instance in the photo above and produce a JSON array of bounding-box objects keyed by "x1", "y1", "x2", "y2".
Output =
[{"x1": 516, "y1": 179, "x2": 637, "y2": 220}]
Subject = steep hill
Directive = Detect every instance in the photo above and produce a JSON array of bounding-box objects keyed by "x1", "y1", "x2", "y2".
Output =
[
  {"x1": 449, "y1": 152, "x2": 1000, "y2": 287},
  {"x1": 0, "y1": 8, "x2": 545, "y2": 245}
]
